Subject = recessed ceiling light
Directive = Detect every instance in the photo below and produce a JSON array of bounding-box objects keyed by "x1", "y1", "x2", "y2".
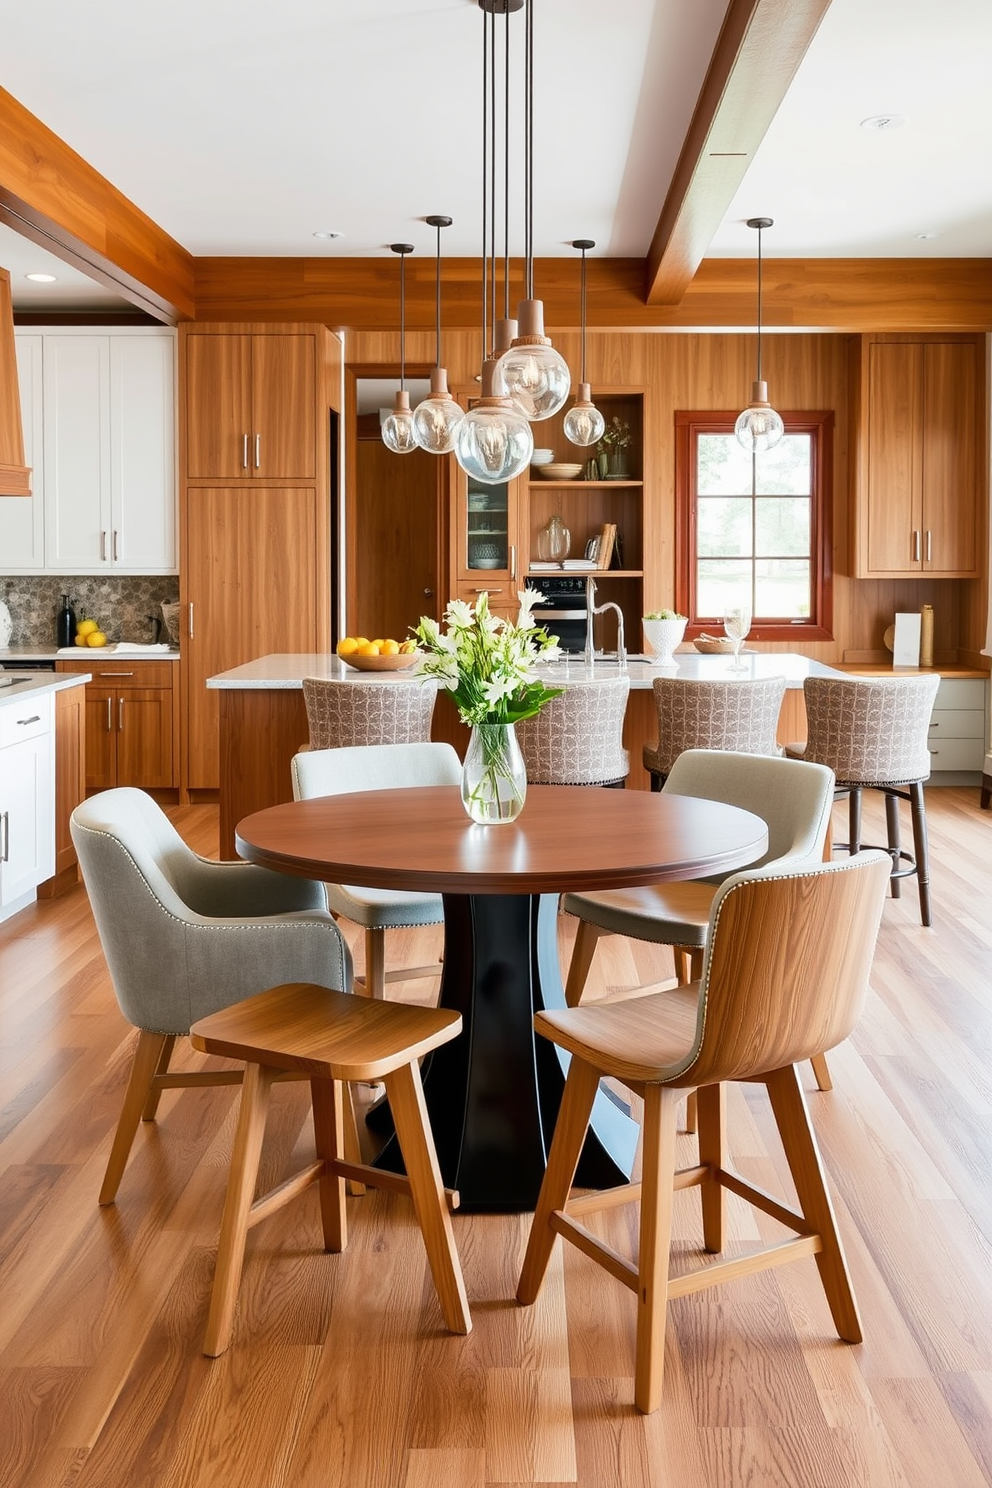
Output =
[
  {"x1": 860, "y1": 114, "x2": 906, "y2": 131},
  {"x1": 25, "y1": 272, "x2": 58, "y2": 283},
  {"x1": 915, "y1": 232, "x2": 938, "y2": 241},
  {"x1": 312, "y1": 231, "x2": 342, "y2": 240}
]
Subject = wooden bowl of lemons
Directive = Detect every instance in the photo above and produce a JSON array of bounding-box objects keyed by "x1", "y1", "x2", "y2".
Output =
[{"x1": 336, "y1": 637, "x2": 420, "y2": 671}]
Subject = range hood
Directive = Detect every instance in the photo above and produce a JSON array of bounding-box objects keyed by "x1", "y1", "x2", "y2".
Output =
[{"x1": 0, "y1": 265, "x2": 31, "y2": 496}]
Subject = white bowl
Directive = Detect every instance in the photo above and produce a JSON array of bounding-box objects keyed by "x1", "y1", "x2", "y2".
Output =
[
  {"x1": 539, "y1": 463, "x2": 583, "y2": 481},
  {"x1": 531, "y1": 449, "x2": 554, "y2": 467}
]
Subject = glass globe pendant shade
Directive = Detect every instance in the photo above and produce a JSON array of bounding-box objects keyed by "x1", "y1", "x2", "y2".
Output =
[
  {"x1": 494, "y1": 300, "x2": 570, "y2": 421},
  {"x1": 454, "y1": 360, "x2": 534, "y2": 485},
  {"x1": 382, "y1": 390, "x2": 419, "y2": 455},
  {"x1": 563, "y1": 383, "x2": 606, "y2": 447},
  {"x1": 413, "y1": 367, "x2": 464, "y2": 454},
  {"x1": 734, "y1": 380, "x2": 785, "y2": 453}
]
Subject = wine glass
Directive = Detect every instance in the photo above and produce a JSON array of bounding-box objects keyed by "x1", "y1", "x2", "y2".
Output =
[{"x1": 723, "y1": 603, "x2": 752, "y2": 671}]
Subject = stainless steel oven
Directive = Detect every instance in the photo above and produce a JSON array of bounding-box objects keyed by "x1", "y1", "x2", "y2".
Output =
[{"x1": 529, "y1": 575, "x2": 589, "y2": 653}]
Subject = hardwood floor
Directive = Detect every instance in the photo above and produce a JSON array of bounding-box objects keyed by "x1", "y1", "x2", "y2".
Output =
[{"x1": 2, "y1": 790, "x2": 992, "y2": 1486}]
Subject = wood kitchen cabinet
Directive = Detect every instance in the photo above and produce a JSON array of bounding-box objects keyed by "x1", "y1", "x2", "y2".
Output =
[
  {"x1": 55, "y1": 660, "x2": 178, "y2": 792},
  {"x1": 185, "y1": 329, "x2": 316, "y2": 480},
  {"x1": 451, "y1": 464, "x2": 526, "y2": 621},
  {"x1": 852, "y1": 334, "x2": 982, "y2": 578}
]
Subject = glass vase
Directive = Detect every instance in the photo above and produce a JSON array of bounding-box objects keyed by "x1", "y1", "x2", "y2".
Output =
[{"x1": 461, "y1": 723, "x2": 527, "y2": 824}]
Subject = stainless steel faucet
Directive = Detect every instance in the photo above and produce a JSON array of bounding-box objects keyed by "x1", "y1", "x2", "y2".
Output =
[{"x1": 585, "y1": 577, "x2": 626, "y2": 668}]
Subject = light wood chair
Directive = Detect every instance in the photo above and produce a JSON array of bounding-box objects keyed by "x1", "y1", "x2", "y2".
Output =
[
  {"x1": 191, "y1": 981, "x2": 471, "y2": 1356},
  {"x1": 517, "y1": 851, "x2": 891, "y2": 1414},
  {"x1": 292, "y1": 743, "x2": 461, "y2": 1000}
]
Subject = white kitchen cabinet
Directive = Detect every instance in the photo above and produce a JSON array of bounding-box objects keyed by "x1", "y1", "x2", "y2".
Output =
[
  {"x1": 8, "y1": 327, "x2": 176, "y2": 575},
  {"x1": 0, "y1": 334, "x2": 45, "y2": 571},
  {"x1": 0, "y1": 690, "x2": 55, "y2": 918},
  {"x1": 928, "y1": 678, "x2": 987, "y2": 775}
]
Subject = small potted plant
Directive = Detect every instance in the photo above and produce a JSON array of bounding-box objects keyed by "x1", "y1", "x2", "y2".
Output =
[{"x1": 643, "y1": 608, "x2": 688, "y2": 667}]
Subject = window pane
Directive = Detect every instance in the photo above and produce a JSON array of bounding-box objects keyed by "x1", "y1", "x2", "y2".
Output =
[
  {"x1": 697, "y1": 559, "x2": 752, "y2": 618},
  {"x1": 698, "y1": 497, "x2": 752, "y2": 557},
  {"x1": 755, "y1": 560, "x2": 811, "y2": 619},
  {"x1": 754, "y1": 435, "x2": 811, "y2": 494},
  {"x1": 697, "y1": 434, "x2": 753, "y2": 494},
  {"x1": 755, "y1": 497, "x2": 810, "y2": 556}
]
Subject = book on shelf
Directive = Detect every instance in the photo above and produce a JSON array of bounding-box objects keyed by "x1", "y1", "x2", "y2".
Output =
[{"x1": 596, "y1": 522, "x2": 616, "y2": 571}]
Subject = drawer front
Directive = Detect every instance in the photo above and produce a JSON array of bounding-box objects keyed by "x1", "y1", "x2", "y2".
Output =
[
  {"x1": 928, "y1": 737, "x2": 985, "y2": 771},
  {"x1": 934, "y1": 678, "x2": 987, "y2": 710},
  {"x1": 79, "y1": 661, "x2": 174, "y2": 689},
  {"x1": 0, "y1": 692, "x2": 53, "y2": 748},
  {"x1": 928, "y1": 709, "x2": 985, "y2": 740}
]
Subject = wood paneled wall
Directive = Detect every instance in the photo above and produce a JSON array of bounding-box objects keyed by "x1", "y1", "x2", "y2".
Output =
[{"x1": 350, "y1": 326, "x2": 989, "y2": 665}]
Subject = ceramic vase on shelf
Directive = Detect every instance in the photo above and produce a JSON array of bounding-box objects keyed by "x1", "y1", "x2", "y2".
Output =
[
  {"x1": 643, "y1": 616, "x2": 687, "y2": 666},
  {"x1": 461, "y1": 723, "x2": 527, "y2": 824}
]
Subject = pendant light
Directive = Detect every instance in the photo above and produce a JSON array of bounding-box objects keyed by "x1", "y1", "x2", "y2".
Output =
[
  {"x1": 381, "y1": 242, "x2": 418, "y2": 455},
  {"x1": 413, "y1": 215, "x2": 464, "y2": 455},
  {"x1": 735, "y1": 217, "x2": 784, "y2": 454},
  {"x1": 494, "y1": 0, "x2": 571, "y2": 422},
  {"x1": 454, "y1": 0, "x2": 533, "y2": 485},
  {"x1": 563, "y1": 239, "x2": 605, "y2": 447}
]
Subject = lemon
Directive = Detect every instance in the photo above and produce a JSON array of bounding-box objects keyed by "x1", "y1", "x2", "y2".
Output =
[
  {"x1": 74, "y1": 634, "x2": 88, "y2": 647},
  {"x1": 354, "y1": 637, "x2": 370, "y2": 648},
  {"x1": 380, "y1": 639, "x2": 400, "y2": 656},
  {"x1": 86, "y1": 630, "x2": 108, "y2": 647},
  {"x1": 371, "y1": 638, "x2": 386, "y2": 648},
  {"x1": 77, "y1": 618, "x2": 98, "y2": 638},
  {"x1": 356, "y1": 641, "x2": 380, "y2": 657},
  {"x1": 336, "y1": 637, "x2": 359, "y2": 656}
]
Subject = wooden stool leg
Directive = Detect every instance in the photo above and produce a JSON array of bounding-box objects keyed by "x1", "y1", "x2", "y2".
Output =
[
  {"x1": 384, "y1": 1060, "x2": 471, "y2": 1336},
  {"x1": 564, "y1": 919, "x2": 606, "y2": 1007},
  {"x1": 203, "y1": 1062, "x2": 277, "y2": 1358},
  {"x1": 363, "y1": 927, "x2": 386, "y2": 999},
  {"x1": 634, "y1": 1085, "x2": 679, "y2": 1414},
  {"x1": 695, "y1": 1082, "x2": 726, "y2": 1253},
  {"x1": 848, "y1": 788, "x2": 862, "y2": 856},
  {"x1": 764, "y1": 1065, "x2": 862, "y2": 1344},
  {"x1": 141, "y1": 1035, "x2": 177, "y2": 1121},
  {"x1": 910, "y1": 781, "x2": 932, "y2": 927},
  {"x1": 884, "y1": 790, "x2": 902, "y2": 898},
  {"x1": 310, "y1": 1078, "x2": 347, "y2": 1252},
  {"x1": 809, "y1": 1052, "x2": 833, "y2": 1091},
  {"x1": 517, "y1": 1056, "x2": 602, "y2": 1306},
  {"x1": 99, "y1": 1030, "x2": 169, "y2": 1205}
]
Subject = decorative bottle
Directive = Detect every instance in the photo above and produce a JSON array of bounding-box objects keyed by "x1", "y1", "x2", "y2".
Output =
[{"x1": 56, "y1": 594, "x2": 76, "y2": 648}]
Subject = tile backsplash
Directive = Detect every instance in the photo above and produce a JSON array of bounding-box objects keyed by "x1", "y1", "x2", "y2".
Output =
[{"x1": 0, "y1": 575, "x2": 180, "y2": 648}]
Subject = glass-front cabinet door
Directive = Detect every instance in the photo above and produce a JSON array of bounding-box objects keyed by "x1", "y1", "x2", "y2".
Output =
[{"x1": 453, "y1": 465, "x2": 523, "y2": 617}]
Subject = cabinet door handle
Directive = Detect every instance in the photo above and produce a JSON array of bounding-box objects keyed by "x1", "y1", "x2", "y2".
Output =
[
  {"x1": 99, "y1": 671, "x2": 134, "y2": 677},
  {"x1": 423, "y1": 587, "x2": 434, "y2": 597},
  {"x1": 113, "y1": 529, "x2": 119, "y2": 562},
  {"x1": 1, "y1": 810, "x2": 8, "y2": 863},
  {"x1": 101, "y1": 530, "x2": 108, "y2": 561},
  {"x1": 912, "y1": 530, "x2": 921, "y2": 562},
  {"x1": 188, "y1": 602, "x2": 195, "y2": 640},
  {"x1": 472, "y1": 586, "x2": 504, "y2": 593},
  {"x1": 510, "y1": 544, "x2": 516, "y2": 580},
  {"x1": 16, "y1": 714, "x2": 41, "y2": 726},
  {"x1": 106, "y1": 698, "x2": 113, "y2": 732},
  {"x1": 926, "y1": 530, "x2": 932, "y2": 562},
  {"x1": 242, "y1": 434, "x2": 249, "y2": 470},
  {"x1": 255, "y1": 433, "x2": 261, "y2": 469},
  {"x1": 118, "y1": 698, "x2": 125, "y2": 731}
]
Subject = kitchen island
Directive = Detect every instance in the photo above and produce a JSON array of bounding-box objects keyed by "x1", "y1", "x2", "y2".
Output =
[{"x1": 207, "y1": 650, "x2": 844, "y2": 859}]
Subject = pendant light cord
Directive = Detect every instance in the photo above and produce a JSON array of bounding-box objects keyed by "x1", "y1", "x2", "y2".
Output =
[
  {"x1": 580, "y1": 245, "x2": 588, "y2": 384},
  {"x1": 481, "y1": 8, "x2": 489, "y2": 359},
  {"x1": 399, "y1": 247, "x2": 407, "y2": 392},
  {"x1": 504, "y1": 2, "x2": 511, "y2": 321},
  {"x1": 525, "y1": 0, "x2": 534, "y2": 299},
  {"x1": 755, "y1": 222, "x2": 763, "y2": 384},
  {"x1": 490, "y1": 4, "x2": 498, "y2": 349},
  {"x1": 434, "y1": 223, "x2": 442, "y2": 368}
]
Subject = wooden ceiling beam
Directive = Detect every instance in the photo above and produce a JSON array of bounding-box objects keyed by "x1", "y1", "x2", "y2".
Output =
[
  {"x1": 0, "y1": 87, "x2": 194, "y2": 322},
  {"x1": 645, "y1": 0, "x2": 833, "y2": 307}
]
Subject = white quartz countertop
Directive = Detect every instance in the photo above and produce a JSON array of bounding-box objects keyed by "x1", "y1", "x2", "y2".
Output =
[
  {"x1": 0, "y1": 670, "x2": 90, "y2": 703},
  {"x1": 0, "y1": 645, "x2": 179, "y2": 662},
  {"x1": 206, "y1": 651, "x2": 847, "y2": 691}
]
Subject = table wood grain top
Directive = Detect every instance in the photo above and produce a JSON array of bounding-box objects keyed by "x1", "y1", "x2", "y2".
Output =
[{"x1": 235, "y1": 785, "x2": 768, "y2": 895}]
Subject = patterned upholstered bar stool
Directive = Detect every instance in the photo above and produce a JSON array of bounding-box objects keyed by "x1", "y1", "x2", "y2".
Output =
[
  {"x1": 786, "y1": 674, "x2": 940, "y2": 926},
  {"x1": 515, "y1": 675, "x2": 630, "y2": 787},
  {"x1": 302, "y1": 676, "x2": 437, "y2": 751},
  {"x1": 643, "y1": 675, "x2": 786, "y2": 791}
]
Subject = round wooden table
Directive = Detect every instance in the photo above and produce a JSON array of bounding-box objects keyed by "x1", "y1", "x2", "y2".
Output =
[{"x1": 236, "y1": 784, "x2": 768, "y2": 1210}]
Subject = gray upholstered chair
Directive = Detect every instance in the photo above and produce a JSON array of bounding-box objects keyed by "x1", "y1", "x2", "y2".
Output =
[
  {"x1": 515, "y1": 675, "x2": 630, "y2": 786},
  {"x1": 302, "y1": 676, "x2": 437, "y2": 751},
  {"x1": 643, "y1": 674, "x2": 787, "y2": 790},
  {"x1": 291, "y1": 742, "x2": 462, "y2": 999},
  {"x1": 71, "y1": 788, "x2": 353, "y2": 1206},
  {"x1": 786, "y1": 674, "x2": 941, "y2": 926}
]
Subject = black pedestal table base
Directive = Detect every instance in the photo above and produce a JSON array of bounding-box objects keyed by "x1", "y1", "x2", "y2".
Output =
[{"x1": 371, "y1": 891, "x2": 639, "y2": 1211}]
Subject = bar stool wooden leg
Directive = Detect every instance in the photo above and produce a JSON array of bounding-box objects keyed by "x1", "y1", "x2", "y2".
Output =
[
  {"x1": 310, "y1": 1078, "x2": 347, "y2": 1252},
  {"x1": 141, "y1": 1035, "x2": 177, "y2": 1121},
  {"x1": 517, "y1": 1056, "x2": 602, "y2": 1306},
  {"x1": 848, "y1": 788, "x2": 863, "y2": 855},
  {"x1": 634, "y1": 1084, "x2": 679, "y2": 1414},
  {"x1": 695, "y1": 1082, "x2": 726, "y2": 1253},
  {"x1": 764, "y1": 1064, "x2": 862, "y2": 1344},
  {"x1": 884, "y1": 790, "x2": 902, "y2": 898},
  {"x1": 99, "y1": 1030, "x2": 170, "y2": 1206},
  {"x1": 910, "y1": 781, "x2": 932, "y2": 926},
  {"x1": 564, "y1": 919, "x2": 606, "y2": 1007},
  {"x1": 383, "y1": 1060, "x2": 471, "y2": 1335},
  {"x1": 203, "y1": 1062, "x2": 277, "y2": 1358}
]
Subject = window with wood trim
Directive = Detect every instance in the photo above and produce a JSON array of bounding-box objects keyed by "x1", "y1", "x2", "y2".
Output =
[{"x1": 675, "y1": 411, "x2": 834, "y2": 641}]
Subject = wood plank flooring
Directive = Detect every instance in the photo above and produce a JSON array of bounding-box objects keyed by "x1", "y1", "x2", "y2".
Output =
[{"x1": 2, "y1": 791, "x2": 992, "y2": 1486}]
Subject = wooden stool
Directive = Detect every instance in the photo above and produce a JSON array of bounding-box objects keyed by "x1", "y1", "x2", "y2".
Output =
[{"x1": 191, "y1": 982, "x2": 471, "y2": 1356}]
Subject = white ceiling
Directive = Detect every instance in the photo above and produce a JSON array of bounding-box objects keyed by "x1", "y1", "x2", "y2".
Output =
[{"x1": 1, "y1": 0, "x2": 990, "y2": 312}]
